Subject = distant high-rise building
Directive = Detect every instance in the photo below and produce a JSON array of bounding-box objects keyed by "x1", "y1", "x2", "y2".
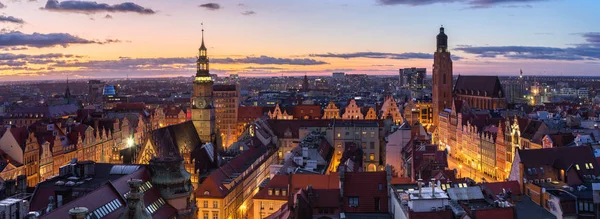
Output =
[
  {"x1": 213, "y1": 84, "x2": 240, "y2": 149},
  {"x1": 87, "y1": 79, "x2": 104, "y2": 103},
  {"x1": 504, "y1": 69, "x2": 527, "y2": 104},
  {"x1": 432, "y1": 26, "x2": 453, "y2": 127},
  {"x1": 302, "y1": 74, "x2": 310, "y2": 92},
  {"x1": 399, "y1": 68, "x2": 426, "y2": 89},
  {"x1": 191, "y1": 27, "x2": 216, "y2": 144},
  {"x1": 332, "y1": 72, "x2": 345, "y2": 79}
]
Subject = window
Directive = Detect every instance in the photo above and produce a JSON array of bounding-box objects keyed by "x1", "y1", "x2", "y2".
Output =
[
  {"x1": 374, "y1": 197, "x2": 381, "y2": 211},
  {"x1": 337, "y1": 133, "x2": 341, "y2": 138},
  {"x1": 203, "y1": 212, "x2": 209, "y2": 219},
  {"x1": 260, "y1": 201, "x2": 264, "y2": 210},
  {"x1": 345, "y1": 132, "x2": 349, "y2": 136},
  {"x1": 349, "y1": 197, "x2": 359, "y2": 207},
  {"x1": 576, "y1": 164, "x2": 580, "y2": 170},
  {"x1": 589, "y1": 163, "x2": 594, "y2": 169},
  {"x1": 370, "y1": 154, "x2": 375, "y2": 161},
  {"x1": 282, "y1": 189, "x2": 287, "y2": 196},
  {"x1": 268, "y1": 189, "x2": 273, "y2": 195},
  {"x1": 203, "y1": 201, "x2": 208, "y2": 208},
  {"x1": 443, "y1": 74, "x2": 446, "y2": 84},
  {"x1": 275, "y1": 189, "x2": 280, "y2": 196},
  {"x1": 378, "y1": 184, "x2": 383, "y2": 191},
  {"x1": 362, "y1": 131, "x2": 367, "y2": 137},
  {"x1": 213, "y1": 212, "x2": 218, "y2": 219},
  {"x1": 370, "y1": 132, "x2": 375, "y2": 137},
  {"x1": 540, "y1": 167, "x2": 544, "y2": 175},
  {"x1": 213, "y1": 201, "x2": 218, "y2": 208},
  {"x1": 370, "y1": 142, "x2": 375, "y2": 149},
  {"x1": 269, "y1": 202, "x2": 273, "y2": 210},
  {"x1": 361, "y1": 143, "x2": 366, "y2": 149}
]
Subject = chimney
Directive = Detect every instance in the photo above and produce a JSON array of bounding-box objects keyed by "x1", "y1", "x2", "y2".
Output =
[
  {"x1": 430, "y1": 178, "x2": 435, "y2": 197},
  {"x1": 417, "y1": 179, "x2": 422, "y2": 197},
  {"x1": 68, "y1": 207, "x2": 88, "y2": 219},
  {"x1": 339, "y1": 170, "x2": 345, "y2": 198},
  {"x1": 17, "y1": 175, "x2": 27, "y2": 194}
]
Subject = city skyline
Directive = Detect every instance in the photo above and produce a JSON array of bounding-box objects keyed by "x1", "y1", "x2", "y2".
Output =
[{"x1": 1, "y1": 0, "x2": 599, "y2": 81}]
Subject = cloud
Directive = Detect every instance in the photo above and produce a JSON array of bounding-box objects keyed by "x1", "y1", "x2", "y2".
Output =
[
  {"x1": 104, "y1": 14, "x2": 112, "y2": 19},
  {"x1": 456, "y1": 45, "x2": 600, "y2": 61},
  {"x1": 0, "y1": 15, "x2": 24, "y2": 24},
  {"x1": 377, "y1": 0, "x2": 550, "y2": 8},
  {"x1": 310, "y1": 52, "x2": 462, "y2": 60},
  {"x1": 49, "y1": 55, "x2": 327, "y2": 71},
  {"x1": 42, "y1": 0, "x2": 155, "y2": 14},
  {"x1": 241, "y1": 11, "x2": 256, "y2": 15},
  {"x1": 0, "y1": 31, "x2": 120, "y2": 48},
  {"x1": 0, "y1": 2, "x2": 5, "y2": 9},
  {"x1": 214, "y1": 56, "x2": 328, "y2": 65},
  {"x1": 244, "y1": 66, "x2": 285, "y2": 70},
  {"x1": 456, "y1": 33, "x2": 600, "y2": 61},
  {"x1": 582, "y1": 32, "x2": 600, "y2": 46},
  {"x1": 199, "y1": 3, "x2": 220, "y2": 10},
  {"x1": 0, "y1": 53, "x2": 84, "y2": 67},
  {"x1": 468, "y1": 0, "x2": 546, "y2": 8}
]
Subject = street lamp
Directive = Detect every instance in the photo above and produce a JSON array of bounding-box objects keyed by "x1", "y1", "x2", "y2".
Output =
[
  {"x1": 127, "y1": 137, "x2": 134, "y2": 147},
  {"x1": 459, "y1": 164, "x2": 463, "y2": 178}
]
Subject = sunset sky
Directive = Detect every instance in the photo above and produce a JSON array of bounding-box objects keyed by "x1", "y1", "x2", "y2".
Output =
[{"x1": 0, "y1": 0, "x2": 599, "y2": 80}]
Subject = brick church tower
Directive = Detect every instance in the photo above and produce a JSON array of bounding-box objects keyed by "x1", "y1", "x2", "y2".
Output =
[{"x1": 432, "y1": 26, "x2": 454, "y2": 127}]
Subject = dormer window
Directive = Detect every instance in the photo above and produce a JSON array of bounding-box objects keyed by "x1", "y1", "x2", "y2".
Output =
[
  {"x1": 204, "y1": 191, "x2": 210, "y2": 195},
  {"x1": 268, "y1": 188, "x2": 273, "y2": 195},
  {"x1": 576, "y1": 164, "x2": 580, "y2": 170}
]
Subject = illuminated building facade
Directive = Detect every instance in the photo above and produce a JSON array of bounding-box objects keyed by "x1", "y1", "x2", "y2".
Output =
[
  {"x1": 380, "y1": 96, "x2": 404, "y2": 124},
  {"x1": 432, "y1": 26, "x2": 454, "y2": 128},
  {"x1": 403, "y1": 100, "x2": 434, "y2": 126},
  {"x1": 342, "y1": 99, "x2": 364, "y2": 120},
  {"x1": 191, "y1": 28, "x2": 216, "y2": 144},
  {"x1": 213, "y1": 84, "x2": 240, "y2": 149},
  {"x1": 322, "y1": 101, "x2": 341, "y2": 119}
]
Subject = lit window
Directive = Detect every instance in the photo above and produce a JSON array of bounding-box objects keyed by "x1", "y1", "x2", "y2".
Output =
[
  {"x1": 204, "y1": 201, "x2": 208, "y2": 208},
  {"x1": 576, "y1": 164, "x2": 580, "y2": 170},
  {"x1": 589, "y1": 163, "x2": 594, "y2": 169},
  {"x1": 370, "y1": 154, "x2": 375, "y2": 161},
  {"x1": 213, "y1": 201, "x2": 218, "y2": 208}
]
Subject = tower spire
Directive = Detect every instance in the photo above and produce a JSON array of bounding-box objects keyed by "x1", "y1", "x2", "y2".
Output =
[
  {"x1": 65, "y1": 75, "x2": 71, "y2": 99},
  {"x1": 200, "y1": 23, "x2": 207, "y2": 51}
]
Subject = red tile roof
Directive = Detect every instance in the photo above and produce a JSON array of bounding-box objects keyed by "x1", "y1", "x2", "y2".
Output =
[
  {"x1": 195, "y1": 146, "x2": 272, "y2": 198},
  {"x1": 40, "y1": 182, "x2": 125, "y2": 219},
  {"x1": 9, "y1": 126, "x2": 28, "y2": 149},
  {"x1": 114, "y1": 102, "x2": 146, "y2": 111},
  {"x1": 390, "y1": 177, "x2": 413, "y2": 184},
  {"x1": 518, "y1": 146, "x2": 600, "y2": 178},
  {"x1": 343, "y1": 171, "x2": 389, "y2": 213}
]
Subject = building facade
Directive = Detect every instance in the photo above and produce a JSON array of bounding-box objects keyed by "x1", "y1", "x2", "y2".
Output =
[
  {"x1": 454, "y1": 75, "x2": 507, "y2": 110},
  {"x1": 399, "y1": 67, "x2": 426, "y2": 90},
  {"x1": 342, "y1": 99, "x2": 364, "y2": 120},
  {"x1": 432, "y1": 26, "x2": 454, "y2": 127},
  {"x1": 191, "y1": 29, "x2": 216, "y2": 144},
  {"x1": 213, "y1": 84, "x2": 240, "y2": 149},
  {"x1": 322, "y1": 101, "x2": 341, "y2": 119}
]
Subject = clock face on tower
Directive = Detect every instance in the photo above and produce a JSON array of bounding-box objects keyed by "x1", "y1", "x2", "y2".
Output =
[{"x1": 195, "y1": 97, "x2": 207, "y2": 108}]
